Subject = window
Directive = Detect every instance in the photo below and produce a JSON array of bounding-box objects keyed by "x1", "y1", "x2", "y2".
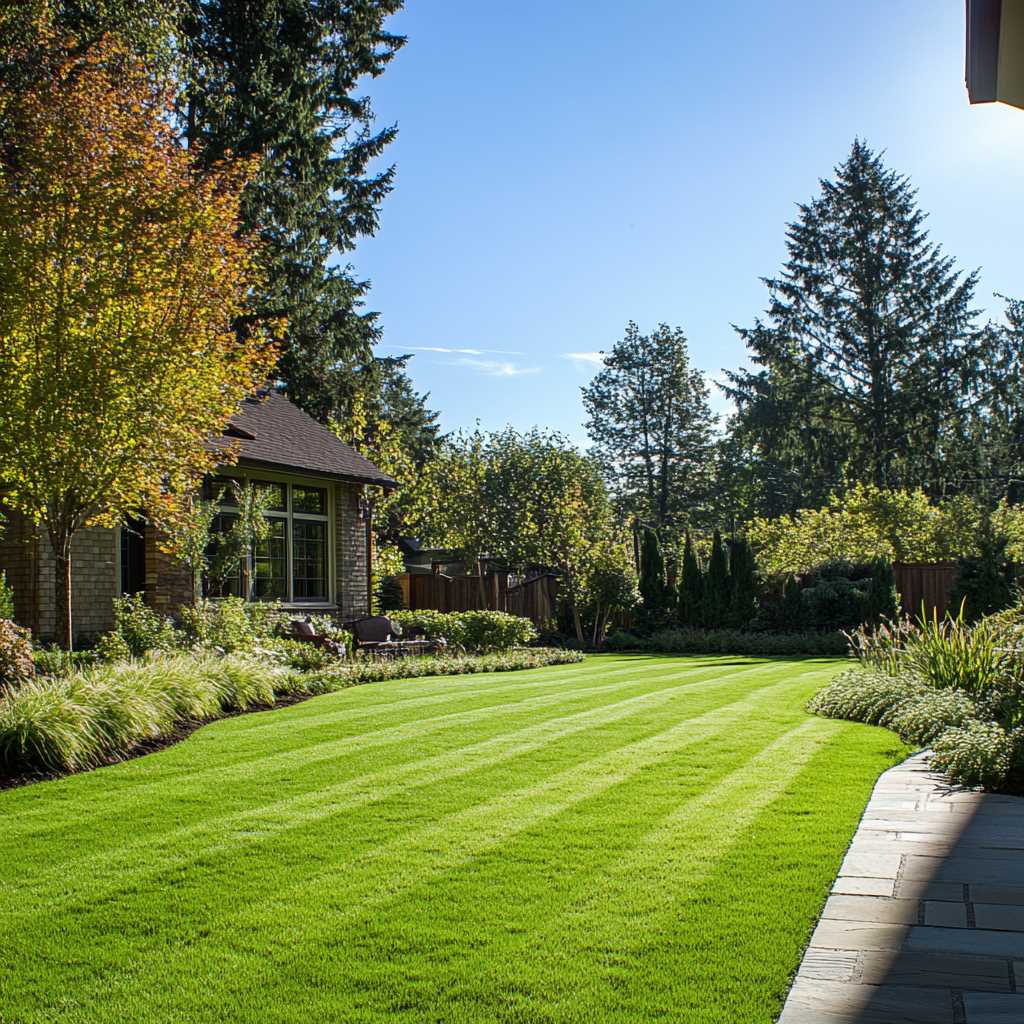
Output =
[{"x1": 205, "y1": 477, "x2": 332, "y2": 604}]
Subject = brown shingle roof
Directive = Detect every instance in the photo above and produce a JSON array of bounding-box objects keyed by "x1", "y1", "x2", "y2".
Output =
[{"x1": 222, "y1": 390, "x2": 397, "y2": 488}]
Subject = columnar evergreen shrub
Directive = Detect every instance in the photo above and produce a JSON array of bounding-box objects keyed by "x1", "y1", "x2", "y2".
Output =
[
  {"x1": 950, "y1": 513, "x2": 1016, "y2": 621},
  {"x1": 677, "y1": 532, "x2": 704, "y2": 627},
  {"x1": 638, "y1": 526, "x2": 673, "y2": 630},
  {"x1": 728, "y1": 538, "x2": 758, "y2": 628},
  {"x1": 702, "y1": 529, "x2": 729, "y2": 628}
]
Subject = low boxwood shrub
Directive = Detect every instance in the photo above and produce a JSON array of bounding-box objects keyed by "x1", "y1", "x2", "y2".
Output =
[
  {"x1": 605, "y1": 627, "x2": 848, "y2": 657},
  {"x1": 389, "y1": 610, "x2": 538, "y2": 652},
  {"x1": 807, "y1": 667, "x2": 927, "y2": 726},
  {"x1": 929, "y1": 721, "x2": 1017, "y2": 790},
  {"x1": 0, "y1": 619, "x2": 34, "y2": 688}
]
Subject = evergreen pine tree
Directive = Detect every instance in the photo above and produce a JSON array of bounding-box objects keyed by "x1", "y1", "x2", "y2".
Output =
[
  {"x1": 728, "y1": 538, "x2": 758, "y2": 629},
  {"x1": 781, "y1": 575, "x2": 804, "y2": 631},
  {"x1": 177, "y1": 0, "x2": 407, "y2": 423},
  {"x1": 723, "y1": 140, "x2": 984, "y2": 510},
  {"x1": 583, "y1": 322, "x2": 717, "y2": 535},
  {"x1": 677, "y1": 531, "x2": 704, "y2": 627},
  {"x1": 866, "y1": 559, "x2": 899, "y2": 624},
  {"x1": 377, "y1": 575, "x2": 406, "y2": 612},
  {"x1": 703, "y1": 529, "x2": 729, "y2": 629}
]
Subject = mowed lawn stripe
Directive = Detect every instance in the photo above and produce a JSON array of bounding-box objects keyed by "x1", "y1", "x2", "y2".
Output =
[
  {"x1": 0, "y1": 657, "x2": 790, "y2": 849},
  {"x1": 0, "y1": 656, "x2": 902, "y2": 1024},
  {"x1": 15, "y1": 666, "x2": 838, "y2": 1013},
  {"x1": 0, "y1": 660, "x2": 804, "y2": 902}
]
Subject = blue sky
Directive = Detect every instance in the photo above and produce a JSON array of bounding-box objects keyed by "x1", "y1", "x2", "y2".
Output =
[{"x1": 354, "y1": 1, "x2": 1024, "y2": 444}]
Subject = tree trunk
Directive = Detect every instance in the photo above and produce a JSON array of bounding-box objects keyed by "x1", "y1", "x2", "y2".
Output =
[
  {"x1": 54, "y1": 542, "x2": 73, "y2": 651},
  {"x1": 572, "y1": 605, "x2": 584, "y2": 644}
]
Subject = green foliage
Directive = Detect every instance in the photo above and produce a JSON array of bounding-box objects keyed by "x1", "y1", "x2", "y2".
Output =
[
  {"x1": 637, "y1": 526, "x2": 673, "y2": 630},
  {"x1": 728, "y1": 538, "x2": 757, "y2": 628},
  {"x1": 844, "y1": 616, "x2": 918, "y2": 676},
  {"x1": 388, "y1": 610, "x2": 537, "y2": 652},
  {"x1": 605, "y1": 627, "x2": 849, "y2": 657},
  {"x1": 582, "y1": 321, "x2": 716, "y2": 532},
  {"x1": 886, "y1": 690, "x2": 981, "y2": 747},
  {"x1": 950, "y1": 511, "x2": 1017, "y2": 621},
  {"x1": 93, "y1": 632, "x2": 132, "y2": 664},
  {"x1": 929, "y1": 722, "x2": 1016, "y2": 791},
  {"x1": 177, "y1": 597, "x2": 255, "y2": 653},
  {"x1": 702, "y1": 529, "x2": 730, "y2": 628},
  {"x1": 376, "y1": 576, "x2": 406, "y2": 613},
  {"x1": 32, "y1": 646, "x2": 96, "y2": 678},
  {"x1": 866, "y1": 559, "x2": 899, "y2": 623},
  {"x1": 371, "y1": 544, "x2": 406, "y2": 613},
  {"x1": 807, "y1": 668, "x2": 927, "y2": 727},
  {"x1": 0, "y1": 571, "x2": 14, "y2": 620},
  {"x1": 0, "y1": 646, "x2": 582, "y2": 776},
  {"x1": 677, "y1": 532, "x2": 704, "y2": 627},
  {"x1": 111, "y1": 594, "x2": 177, "y2": 658},
  {"x1": 724, "y1": 141, "x2": 987, "y2": 515},
  {"x1": 781, "y1": 575, "x2": 804, "y2": 631},
  {"x1": 0, "y1": 619, "x2": 34, "y2": 688}
]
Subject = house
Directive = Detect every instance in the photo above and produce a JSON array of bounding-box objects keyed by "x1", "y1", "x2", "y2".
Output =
[
  {"x1": 0, "y1": 390, "x2": 396, "y2": 643},
  {"x1": 966, "y1": 0, "x2": 1024, "y2": 107}
]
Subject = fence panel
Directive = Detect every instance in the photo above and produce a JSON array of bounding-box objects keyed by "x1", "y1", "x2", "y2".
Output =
[
  {"x1": 402, "y1": 572, "x2": 507, "y2": 614},
  {"x1": 506, "y1": 574, "x2": 558, "y2": 626},
  {"x1": 892, "y1": 563, "x2": 958, "y2": 620}
]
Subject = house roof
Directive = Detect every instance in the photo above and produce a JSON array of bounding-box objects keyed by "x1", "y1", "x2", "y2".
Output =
[{"x1": 221, "y1": 390, "x2": 397, "y2": 489}]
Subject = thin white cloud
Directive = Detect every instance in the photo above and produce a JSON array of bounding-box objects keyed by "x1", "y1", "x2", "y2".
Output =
[
  {"x1": 454, "y1": 357, "x2": 541, "y2": 378},
  {"x1": 563, "y1": 351, "x2": 605, "y2": 367},
  {"x1": 382, "y1": 344, "x2": 524, "y2": 356}
]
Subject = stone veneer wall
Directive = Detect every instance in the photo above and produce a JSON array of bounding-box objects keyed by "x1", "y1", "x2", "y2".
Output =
[
  {"x1": 0, "y1": 508, "x2": 117, "y2": 643},
  {"x1": 336, "y1": 481, "x2": 369, "y2": 619}
]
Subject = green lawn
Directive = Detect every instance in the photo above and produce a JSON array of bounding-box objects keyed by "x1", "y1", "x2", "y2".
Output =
[{"x1": 0, "y1": 654, "x2": 906, "y2": 1024}]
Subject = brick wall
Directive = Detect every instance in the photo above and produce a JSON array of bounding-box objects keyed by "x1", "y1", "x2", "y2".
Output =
[
  {"x1": 336, "y1": 482, "x2": 369, "y2": 618},
  {"x1": 0, "y1": 508, "x2": 117, "y2": 643},
  {"x1": 145, "y1": 524, "x2": 194, "y2": 617}
]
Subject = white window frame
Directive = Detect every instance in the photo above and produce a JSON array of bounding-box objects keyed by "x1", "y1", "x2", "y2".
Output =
[{"x1": 211, "y1": 470, "x2": 336, "y2": 609}]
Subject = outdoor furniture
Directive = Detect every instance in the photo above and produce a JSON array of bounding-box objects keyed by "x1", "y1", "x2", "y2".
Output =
[
  {"x1": 350, "y1": 616, "x2": 446, "y2": 657},
  {"x1": 288, "y1": 618, "x2": 347, "y2": 658}
]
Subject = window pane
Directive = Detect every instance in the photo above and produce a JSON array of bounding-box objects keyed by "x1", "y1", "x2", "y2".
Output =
[
  {"x1": 252, "y1": 519, "x2": 287, "y2": 601},
  {"x1": 255, "y1": 481, "x2": 287, "y2": 512},
  {"x1": 292, "y1": 485, "x2": 326, "y2": 515},
  {"x1": 292, "y1": 520, "x2": 327, "y2": 601},
  {"x1": 205, "y1": 512, "x2": 242, "y2": 597}
]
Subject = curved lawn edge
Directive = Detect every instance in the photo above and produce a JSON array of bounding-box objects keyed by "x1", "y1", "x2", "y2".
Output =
[{"x1": 0, "y1": 647, "x2": 584, "y2": 790}]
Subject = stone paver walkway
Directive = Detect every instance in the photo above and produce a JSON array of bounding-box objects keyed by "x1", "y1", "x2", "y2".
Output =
[{"x1": 778, "y1": 752, "x2": 1024, "y2": 1024}]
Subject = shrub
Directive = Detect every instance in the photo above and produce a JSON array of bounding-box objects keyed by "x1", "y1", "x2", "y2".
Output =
[
  {"x1": 930, "y1": 721, "x2": 1016, "y2": 790},
  {"x1": 377, "y1": 575, "x2": 406, "y2": 613},
  {"x1": 93, "y1": 631, "x2": 131, "y2": 663},
  {"x1": 389, "y1": 610, "x2": 537, "y2": 652},
  {"x1": 0, "y1": 571, "x2": 14, "y2": 620},
  {"x1": 0, "y1": 619, "x2": 34, "y2": 688},
  {"x1": 886, "y1": 689, "x2": 980, "y2": 746},
  {"x1": 32, "y1": 646, "x2": 96, "y2": 678},
  {"x1": 178, "y1": 597, "x2": 255, "y2": 652},
  {"x1": 605, "y1": 627, "x2": 849, "y2": 657},
  {"x1": 806, "y1": 667, "x2": 927, "y2": 726},
  {"x1": 112, "y1": 594, "x2": 176, "y2": 657}
]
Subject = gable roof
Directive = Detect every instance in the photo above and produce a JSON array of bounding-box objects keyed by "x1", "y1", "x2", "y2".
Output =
[{"x1": 222, "y1": 390, "x2": 397, "y2": 488}]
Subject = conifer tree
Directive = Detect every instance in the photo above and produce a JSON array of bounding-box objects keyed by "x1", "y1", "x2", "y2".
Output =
[
  {"x1": 724, "y1": 140, "x2": 984, "y2": 511},
  {"x1": 638, "y1": 526, "x2": 673, "y2": 631},
  {"x1": 677, "y1": 531, "x2": 704, "y2": 627},
  {"x1": 950, "y1": 512, "x2": 1016, "y2": 620},
  {"x1": 583, "y1": 322, "x2": 716, "y2": 536},
  {"x1": 703, "y1": 529, "x2": 730, "y2": 629},
  {"x1": 728, "y1": 538, "x2": 758, "y2": 629}
]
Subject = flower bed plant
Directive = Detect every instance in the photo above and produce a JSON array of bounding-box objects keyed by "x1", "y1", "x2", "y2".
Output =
[
  {"x1": 0, "y1": 646, "x2": 584, "y2": 780},
  {"x1": 809, "y1": 605, "x2": 1024, "y2": 791},
  {"x1": 605, "y1": 626, "x2": 848, "y2": 657}
]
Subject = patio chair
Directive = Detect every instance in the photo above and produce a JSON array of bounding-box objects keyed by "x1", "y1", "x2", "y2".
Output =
[
  {"x1": 288, "y1": 618, "x2": 347, "y2": 658},
  {"x1": 350, "y1": 616, "x2": 445, "y2": 657}
]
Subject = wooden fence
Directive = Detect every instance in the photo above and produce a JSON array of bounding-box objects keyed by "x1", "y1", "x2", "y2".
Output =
[
  {"x1": 892, "y1": 562, "x2": 958, "y2": 619},
  {"x1": 398, "y1": 571, "x2": 557, "y2": 627}
]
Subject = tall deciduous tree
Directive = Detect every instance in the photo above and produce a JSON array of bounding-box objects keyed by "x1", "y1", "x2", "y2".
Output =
[
  {"x1": 0, "y1": 29, "x2": 277, "y2": 647},
  {"x1": 583, "y1": 322, "x2": 716, "y2": 536},
  {"x1": 724, "y1": 140, "x2": 984, "y2": 512}
]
